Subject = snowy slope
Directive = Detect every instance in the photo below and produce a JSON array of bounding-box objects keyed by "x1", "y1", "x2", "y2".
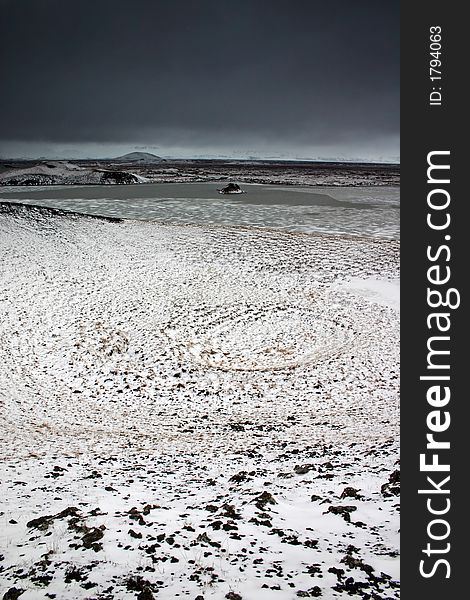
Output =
[
  {"x1": 0, "y1": 203, "x2": 400, "y2": 600},
  {"x1": 0, "y1": 162, "x2": 148, "y2": 186}
]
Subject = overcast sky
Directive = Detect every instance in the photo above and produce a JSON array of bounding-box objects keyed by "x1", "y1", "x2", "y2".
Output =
[{"x1": 0, "y1": 0, "x2": 399, "y2": 161}]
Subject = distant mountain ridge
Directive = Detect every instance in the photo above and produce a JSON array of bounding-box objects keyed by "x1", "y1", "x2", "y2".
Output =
[{"x1": 113, "y1": 152, "x2": 164, "y2": 163}]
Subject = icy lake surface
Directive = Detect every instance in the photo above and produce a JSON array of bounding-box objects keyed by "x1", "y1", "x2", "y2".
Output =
[{"x1": 0, "y1": 182, "x2": 399, "y2": 239}]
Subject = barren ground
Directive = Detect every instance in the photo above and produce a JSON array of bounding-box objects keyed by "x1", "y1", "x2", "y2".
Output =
[{"x1": 0, "y1": 203, "x2": 399, "y2": 600}]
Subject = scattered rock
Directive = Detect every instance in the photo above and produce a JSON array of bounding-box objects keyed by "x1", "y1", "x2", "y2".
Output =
[
  {"x1": 306, "y1": 564, "x2": 322, "y2": 576},
  {"x1": 229, "y1": 423, "x2": 245, "y2": 431},
  {"x1": 326, "y1": 505, "x2": 357, "y2": 522},
  {"x1": 128, "y1": 529, "x2": 142, "y2": 539},
  {"x1": 253, "y1": 491, "x2": 276, "y2": 510},
  {"x1": 26, "y1": 507, "x2": 79, "y2": 531},
  {"x1": 64, "y1": 566, "x2": 84, "y2": 583},
  {"x1": 137, "y1": 589, "x2": 155, "y2": 600},
  {"x1": 340, "y1": 487, "x2": 362, "y2": 500},
  {"x1": 2, "y1": 590, "x2": 24, "y2": 600},
  {"x1": 294, "y1": 464, "x2": 316, "y2": 475},
  {"x1": 381, "y1": 470, "x2": 400, "y2": 497},
  {"x1": 230, "y1": 471, "x2": 250, "y2": 483},
  {"x1": 26, "y1": 514, "x2": 53, "y2": 531},
  {"x1": 126, "y1": 575, "x2": 156, "y2": 599},
  {"x1": 221, "y1": 503, "x2": 241, "y2": 520},
  {"x1": 296, "y1": 589, "x2": 322, "y2": 598},
  {"x1": 342, "y1": 554, "x2": 374, "y2": 575},
  {"x1": 333, "y1": 576, "x2": 369, "y2": 595},
  {"x1": 328, "y1": 567, "x2": 345, "y2": 579},
  {"x1": 82, "y1": 527, "x2": 104, "y2": 550}
]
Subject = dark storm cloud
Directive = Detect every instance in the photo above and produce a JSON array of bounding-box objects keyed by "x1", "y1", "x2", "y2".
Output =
[{"x1": 0, "y1": 0, "x2": 399, "y2": 158}]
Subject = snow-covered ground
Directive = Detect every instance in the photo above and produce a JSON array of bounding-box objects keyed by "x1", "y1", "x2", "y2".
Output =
[
  {"x1": 334, "y1": 278, "x2": 400, "y2": 311},
  {"x1": 0, "y1": 203, "x2": 399, "y2": 600},
  {"x1": 0, "y1": 162, "x2": 147, "y2": 186},
  {"x1": 0, "y1": 160, "x2": 399, "y2": 188}
]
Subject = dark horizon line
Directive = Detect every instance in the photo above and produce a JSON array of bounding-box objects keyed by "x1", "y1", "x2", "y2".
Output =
[{"x1": 0, "y1": 156, "x2": 401, "y2": 166}]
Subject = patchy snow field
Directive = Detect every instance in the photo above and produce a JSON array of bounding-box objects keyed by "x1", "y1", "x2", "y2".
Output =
[
  {"x1": 0, "y1": 203, "x2": 399, "y2": 600},
  {"x1": 0, "y1": 159, "x2": 400, "y2": 189}
]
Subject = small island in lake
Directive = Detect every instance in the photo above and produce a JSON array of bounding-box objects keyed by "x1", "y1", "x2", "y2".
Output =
[{"x1": 217, "y1": 182, "x2": 245, "y2": 194}]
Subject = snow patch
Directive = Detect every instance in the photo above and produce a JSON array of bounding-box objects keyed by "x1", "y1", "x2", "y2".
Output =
[{"x1": 335, "y1": 277, "x2": 400, "y2": 311}]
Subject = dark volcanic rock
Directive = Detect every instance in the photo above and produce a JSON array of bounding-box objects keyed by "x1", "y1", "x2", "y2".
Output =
[
  {"x1": 217, "y1": 182, "x2": 244, "y2": 194},
  {"x1": 220, "y1": 503, "x2": 241, "y2": 520},
  {"x1": 99, "y1": 170, "x2": 140, "y2": 185},
  {"x1": 326, "y1": 505, "x2": 357, "y2": 522},
  {"x1": 1, "y1": 174, "x2": 57, "y2": 186},
  {"x1": 2, "y1": 589, "x2": 25, "y2": 600},
  {"x1": 253, "y1": 491, "x2": 277, "y2": 510},
  {"x1": 82, "y1": 527, "x2": 104, "y2": 549},
  {"x1": 342, "y1": 554, "x2": 374, "y2": 575},
  {"x1": 126, "y1": 576, "x2": 156, "y2": 600},
  {"x1": 294, "y1": 464, "x2": 316, "y2": 475},
  {"x1": 64, "y1": 566, "x2": 85, "y2": 583},
  {"x1": 381, "y1": 469, "x2": 400, "y2": 497},
  {"x1": 328, "y1": 567, "x2": 345, "y2": 579},
  {"x1": 137, "y1": 589, "x2": 155, "y2": 600},
  {"x1": 333, "y1": 577, "x2": 370, "y2": 595},
  {"x1": 26, "y1": 514, "x2": 54, "y2": 531},
  {"x1": 340, "y1": 487, "x2": 362, "y2": 500},
  {"x1": 26, "y1": 506, "x2": 79, "y2": 531},
  {"x1": 128, "y1": 529, "x2": 143, "y2": 539},
  {"x1": 296, "y1": 589, "x2": 322, "y2": 598},
  {"x1": 230, "y1": 471, "x2": 250, "y2": 483}
]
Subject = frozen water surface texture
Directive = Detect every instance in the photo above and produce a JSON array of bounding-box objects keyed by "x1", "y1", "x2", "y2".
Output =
[
  {"x1": 0, "y1": 182, "x2": 399, "y2": 239},
  {"x1": 0, "y1": 201, "x2": 399, "y2": 599}
]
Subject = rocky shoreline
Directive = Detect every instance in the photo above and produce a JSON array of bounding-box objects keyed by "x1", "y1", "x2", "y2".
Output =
[{"x1": 0, "y1": 159, "x2": 400, "y2": 188}]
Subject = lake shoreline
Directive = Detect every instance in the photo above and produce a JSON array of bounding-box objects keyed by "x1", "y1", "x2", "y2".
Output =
[{"x1": 0, "y1": 182, "x2": 400, "y2": 239}]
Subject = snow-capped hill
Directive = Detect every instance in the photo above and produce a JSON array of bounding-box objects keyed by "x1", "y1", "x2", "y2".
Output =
[
  {"x1": 0, "y1": 161, "x2": 148, "y2": 186},
  {"x1": 0, "y1": 161, "x2": 84, "y2": 186},
  {"x1": 113, "y1": 152, "x2": 164, "y2": 163},
  {"x1": 0, "y1": 161, "x2": 85, "y2": 179}
]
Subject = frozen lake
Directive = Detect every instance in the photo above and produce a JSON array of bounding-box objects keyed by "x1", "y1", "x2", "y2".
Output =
[{"x1": 0, "y1": 182, "x2": 399, "y2": 239}]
